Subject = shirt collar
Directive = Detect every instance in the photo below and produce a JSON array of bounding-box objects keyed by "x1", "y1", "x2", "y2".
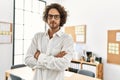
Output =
[
  {"x1": 55, "y1": 29, "x2": 64, "y2": 37},
  {"x1": 45, "y1": 29, "x2": 64, "y2": 37}
]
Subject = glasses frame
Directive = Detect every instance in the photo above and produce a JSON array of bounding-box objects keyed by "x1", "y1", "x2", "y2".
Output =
[{"x1": 47, "y1": 14, "x2": 60, "y2": 20}]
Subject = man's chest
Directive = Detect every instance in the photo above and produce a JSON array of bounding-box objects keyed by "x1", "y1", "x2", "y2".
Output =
[{"x1": 38, "y1": 36, "x2": 64, "y2": 55}]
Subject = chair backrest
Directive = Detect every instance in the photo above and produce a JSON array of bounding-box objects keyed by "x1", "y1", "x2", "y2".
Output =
[
  {"x1": 10, "y1": 64, "x2": 26, "y2": 80},
  {"x1": 68, "y1": 67, "x2": 78, "y2": 73},
  {"x1": 77, "y1": 69, "x2": 95, "y2": 77},
  {"x1": 11, "y1": 64, "x2": 26, "y2": 69},
  {"x1": 10, "y1": 74, "x2": 22, "y2": 80}
]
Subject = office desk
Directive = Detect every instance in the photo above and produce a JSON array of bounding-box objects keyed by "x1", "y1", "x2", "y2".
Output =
[{"x1": 5, "y1": 67, "x2": 101, "y2": 80}]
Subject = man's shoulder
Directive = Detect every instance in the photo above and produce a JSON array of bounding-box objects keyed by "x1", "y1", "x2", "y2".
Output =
[
  {"x1": 63, "y1": 32, "x2": 72, "y2": 37},
  {"x1": 34, "y1": 32, "x2": 45, "y2": 38},
  {"x1": 35, "y1": 32, "x2": 45, "y2": 35},
  {"x1": 62, "y1": 33, "x2": 73, "y2": 40}
]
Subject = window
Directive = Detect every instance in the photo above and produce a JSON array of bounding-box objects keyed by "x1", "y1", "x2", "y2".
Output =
[{"x1": 13, "y1": 0, "x2": 46, "y2": 65}]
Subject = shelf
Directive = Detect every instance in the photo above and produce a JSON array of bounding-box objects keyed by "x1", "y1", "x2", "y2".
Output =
[{"x1": 70, "y1": 59, "x2": 103, "y2": 79}]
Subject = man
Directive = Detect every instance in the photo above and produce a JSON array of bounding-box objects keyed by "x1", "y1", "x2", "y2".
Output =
[{"x1": 25, "y1": 3, "x2": 74, "y2": 80}]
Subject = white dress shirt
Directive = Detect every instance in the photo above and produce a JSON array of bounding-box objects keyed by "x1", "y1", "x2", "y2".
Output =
[{"x1": 25, "y1": 29, "x2": 74, "y2": 80}]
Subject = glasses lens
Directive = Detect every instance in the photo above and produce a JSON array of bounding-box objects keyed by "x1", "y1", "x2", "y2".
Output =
[
  {"x1": 48, "y1": 14, "x2": 60, "y2": 20},
  {"x1": 54, "y1": 15, "x2": 60, "y2": 19}
]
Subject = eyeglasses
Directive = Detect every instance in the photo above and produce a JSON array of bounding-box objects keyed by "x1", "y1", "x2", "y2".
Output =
[{"x1": 48, "y1": 14, "x2": 60, "y2": 20}]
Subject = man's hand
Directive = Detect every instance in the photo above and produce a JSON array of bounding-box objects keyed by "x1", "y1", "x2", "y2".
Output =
[
  {"x1": 55, "y1": 51, "x2": 67, "y2": 58},
  {"x1": 34, "y1": 50, "x2": 40, "y2": 60}
]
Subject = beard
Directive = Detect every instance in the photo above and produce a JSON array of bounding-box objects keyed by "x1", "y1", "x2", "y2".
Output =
[{"x1": 49, "y1": 21, "x2": 59, "y2": 29}]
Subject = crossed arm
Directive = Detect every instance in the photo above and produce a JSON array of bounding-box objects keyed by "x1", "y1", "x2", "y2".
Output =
[
  {"x1": 34, "y1": 50, "x2": 67, "y2": 60},
  {"x1": 25, "y1": 33, "x2": 74, "y2": 71}
]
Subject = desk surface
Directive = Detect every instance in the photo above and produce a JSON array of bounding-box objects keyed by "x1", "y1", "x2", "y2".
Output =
[{"x1": 5, "y1": 67, "x2": 101, "y2": 80}]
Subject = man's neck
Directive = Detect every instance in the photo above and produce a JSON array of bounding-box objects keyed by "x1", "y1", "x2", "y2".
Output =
[{"x1": 48, "y1": 28, "x2": 60, "y2": 39}]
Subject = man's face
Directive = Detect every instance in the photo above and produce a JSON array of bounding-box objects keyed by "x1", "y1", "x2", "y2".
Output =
[{"x1": 47, "y1": 8, "x2": 60, "y2": 30}]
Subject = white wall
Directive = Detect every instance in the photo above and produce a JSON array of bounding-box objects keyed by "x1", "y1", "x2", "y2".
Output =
[
  {"x1": 0, "y1": 0, "x2": 13, "y2": 80},
  {"x1": 46, "y1": 0, "x2": 62, "y2": 5},
  {"x1": 62, "y1": 0, "x2": 120, "y2": 80}
]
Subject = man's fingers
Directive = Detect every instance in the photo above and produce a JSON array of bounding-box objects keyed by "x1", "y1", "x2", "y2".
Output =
[
  {"x1": 60, "y1": 51, "x2": 67, "y2": 55},
  {"x1": 55, "y1": 51, "x2": 67, "y2": 58}
]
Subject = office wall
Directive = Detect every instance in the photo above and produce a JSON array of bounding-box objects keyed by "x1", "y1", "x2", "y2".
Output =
[
  {"x1": 47, "y1": 0, "x2": 62, "y2": 5},
  {"x1": 0, "y1": 0, "x2": 13, "y2": 80},
  {"x1": 62, "y1": 0, "x2": 120, "y2": 80}
]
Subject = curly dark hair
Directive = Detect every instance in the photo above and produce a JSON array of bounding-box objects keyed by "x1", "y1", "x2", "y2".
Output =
[{"x1": 43, "y1": 3, "x2": 67, "y2": 27}]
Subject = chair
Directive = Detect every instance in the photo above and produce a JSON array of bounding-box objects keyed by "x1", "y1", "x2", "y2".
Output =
[
  {"x1": 11, "y1": 64, "x2": 26, "y2": 69},
  {"x1": 10, "y1": 74, "x2": 22, "y2": 80},
  {"x1": 77, "y1": 69, "x2": 95, "y2": 77},
  {"x1": 68, "y1": 67, "x2": 79, "y2": 73},
  {"x1": 10, "y1": 64, "x2": 26, "y2": 80}
]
